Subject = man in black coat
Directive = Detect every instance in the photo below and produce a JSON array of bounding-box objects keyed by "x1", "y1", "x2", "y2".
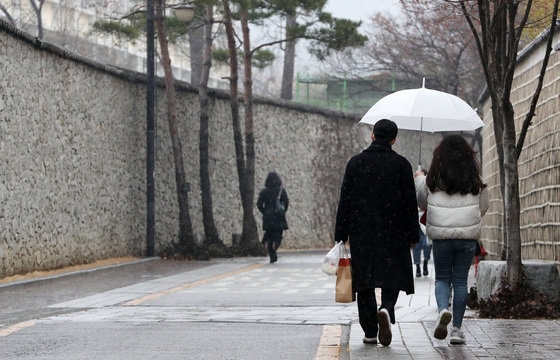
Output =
[{"x1": 334, "y1": 119, "x2": 419, "y2": 346}]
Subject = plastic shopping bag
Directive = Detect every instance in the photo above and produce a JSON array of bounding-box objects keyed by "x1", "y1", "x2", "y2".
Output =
[{"x1": 321, "y1": 241, "x2": 343, "y2": 276}]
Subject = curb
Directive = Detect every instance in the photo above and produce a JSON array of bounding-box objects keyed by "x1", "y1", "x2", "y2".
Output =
[{"x1": 0, "y1": 257, "x2": 160, "y2": 289}]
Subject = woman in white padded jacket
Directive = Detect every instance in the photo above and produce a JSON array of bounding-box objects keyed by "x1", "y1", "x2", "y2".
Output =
[{"x1": 414, "y1": 135, "x2": 489, "y2": 345}]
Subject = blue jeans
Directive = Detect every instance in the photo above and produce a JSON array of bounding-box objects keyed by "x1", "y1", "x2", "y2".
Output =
[
  {"x1": 432, "y1": 239, "x2": 476, "y2": 328},
  {"x1": 413, "y1": 229, "x2": 431, "y2": 264}
]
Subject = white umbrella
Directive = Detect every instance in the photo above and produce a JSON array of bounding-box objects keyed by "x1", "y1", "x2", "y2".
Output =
[{"x1": 359, "y1": 80, "x2": 484, "y2": 168}]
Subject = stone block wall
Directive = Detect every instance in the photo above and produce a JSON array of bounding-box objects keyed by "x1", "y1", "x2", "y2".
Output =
[
  {"x1": 0, "y1": 19, "x2": 441, "y2": 277},
  {"x1": 1, "y1": 23, "x2": 148, "y2": 276},
  {"x1": 479, "y1": 31, "x2": 560, "y2": 267}
]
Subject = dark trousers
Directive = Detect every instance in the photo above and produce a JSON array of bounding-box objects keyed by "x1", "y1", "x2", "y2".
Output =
[
  {"x1": 357, "y1": 288, "x2": 399, "y2": 338},
  {"x1": 262, "y1": 230, "x2": 282, "y2": 262}
]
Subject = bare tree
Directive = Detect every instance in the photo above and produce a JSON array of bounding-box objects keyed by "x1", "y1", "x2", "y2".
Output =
[
  {"x1": 406, "y1": 0, "x2": 559, "y2": 289},
  {"x1": 0, "y1": 0, "x2": 45, "y2": 38},
  {"x1": 29, "y1": 0, "x2": 45, "y2": 38},
  {"x1": 325, "y1": 2, "x2": 484, "y2": 106},
  {"x1": 198, "y1": 2, "x2": 225, "y2": 252},
  {"x1": 461, "y1": 0, "x2": 558, "y2": 288},
  {"x1": 217, "y1": 0, "x2": 367, "y2": 254},
  {"x1": 221, "y1": 0, "x2": 255, "y2": 253},
  {"x1": 154, "y1": 0, "x2": 198, "y2": 256},
  {"x1": 238, "y1": 3, "x2": 261, "y2": 254},
  {"x1": 89, "y1": 0, "x2": 223, "y2": 257}
]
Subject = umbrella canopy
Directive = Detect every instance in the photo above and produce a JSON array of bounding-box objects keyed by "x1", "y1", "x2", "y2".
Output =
[{"x1": 359, "y1": 86, "x2": 484, "y2": 132}]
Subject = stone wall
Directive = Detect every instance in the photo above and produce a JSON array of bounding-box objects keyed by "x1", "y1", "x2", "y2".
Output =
[
  {"x1": 1, "y1": 23, "x2": 149, "y2": 276},
  {"x1": 479, "y1": 29, "x2": 560, "y2": 267},
  {"x1": 0, "y1": 19, "x2": 442, "y2": 277}
]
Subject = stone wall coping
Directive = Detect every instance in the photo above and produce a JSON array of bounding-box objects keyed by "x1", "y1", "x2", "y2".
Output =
[
  {"x1": 479, "y1": 260, "x2": 559, "y2": 266},
  {"x1": 0, "y1": 17, "x2": 362, "y2": 123},
  {"x1": 477, "y1": 260, "x2": 560, "y2": 301}
]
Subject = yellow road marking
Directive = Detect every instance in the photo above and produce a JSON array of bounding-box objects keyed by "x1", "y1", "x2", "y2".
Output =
[
  {"x1": 124, "y1": 263, "x2": 264, "y2": 306},
  {"x1": 0, "y1": 321, "x2": 36, "y2": 337},
  {"x1": 315, "y1": 324, "x2": 342, "y2": 359}
]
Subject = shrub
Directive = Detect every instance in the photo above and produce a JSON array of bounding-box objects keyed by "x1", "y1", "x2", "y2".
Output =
[
  {"x1": 467, "y1": 286, "x2": 479, "y2": 310},
  {"x1": 472, "y1": 278, "x2": 560, "y2": 319}
]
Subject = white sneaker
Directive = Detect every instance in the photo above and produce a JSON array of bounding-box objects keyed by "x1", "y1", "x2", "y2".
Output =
[
  {"x1": 450, "y1": 326, "x2": 466, "y2": 345},
  {"x1": 362, "y1": 336, "x2": 377, "y2": 345},
  {"x1": 433, "y1": 309, "x2": 452, "y2": 340}
]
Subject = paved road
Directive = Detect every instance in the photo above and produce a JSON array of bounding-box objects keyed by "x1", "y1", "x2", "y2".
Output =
[
  {"x1": 1, "y1": 250, "x2": 560, "y2": 359},
  {"x1": 0, "y1": 252, "x2": 351, "y2": 359}
]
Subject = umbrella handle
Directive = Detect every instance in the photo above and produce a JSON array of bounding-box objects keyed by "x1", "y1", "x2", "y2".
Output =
[{"x1": 418, "y1": 117, "x2": 423, "y2": 168}]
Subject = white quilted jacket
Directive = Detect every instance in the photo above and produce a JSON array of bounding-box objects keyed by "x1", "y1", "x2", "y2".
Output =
[{"x1": 414, "y1": 175, "x2": 489, "y2": 240}]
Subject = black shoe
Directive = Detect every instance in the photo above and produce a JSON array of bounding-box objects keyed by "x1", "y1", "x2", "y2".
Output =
[
  {"x1": 423, "y1": 261, "x2": 429, "y2": 276},
  {"x1": 416, "y1": 264, "x2": 421, "y2": 277},
  {"x1": 377, "y1": 309, "x2": 392, "y2": 346}
]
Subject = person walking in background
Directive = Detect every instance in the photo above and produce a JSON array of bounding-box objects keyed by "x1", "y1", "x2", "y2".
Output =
[
  {"x1": 413, "y1": 168, "x2": 432, "y2": 277},
  {"x1": 335, "y1": 119, "x2": 419, "y2": 347},
  {"x1": 257, "y1": 172, "x2": 289, "y2": 264},
  {"x1": 414, "y1": 135, "x2": 488, "y2": 345}
]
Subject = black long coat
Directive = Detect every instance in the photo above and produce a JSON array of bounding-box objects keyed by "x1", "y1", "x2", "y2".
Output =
[
  {"x1": 335, "y1": 142, "x2": 419, "y2": 294},
  {"x1": 257, "y1": 186, "x2": 289, "y2": 232}
]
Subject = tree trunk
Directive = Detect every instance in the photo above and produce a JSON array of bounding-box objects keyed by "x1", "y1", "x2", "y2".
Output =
[
  {"x1": 198, "y1": 5, "x2": 222, "y2": 246},
  {"x1": 222, "y1": 0, "x2": 246, "y2": 240},
  {"x1": 489, "y1": 92, "x2": 521, "y2": 282},
  {"x1": 490, "y1": 99, "x2": 508, "y2": 260},
  {"x1": 502, "y1": 104, "x2": 523, "y2": 286},
  {"x1": 280, "y1": 14, "x2": 296, "y2": 100},
  {"x1": 189, "y1": 6, "x2": 205, "y2": 86},
  {"x1": 239, "y1": 8, "x2": 261, "y2": 254},
  {"x1": 155, "y1": 2, "x2": 196, "y2": 255},
  {"x1": 457, "y1": 0, "x2": 558, "y2": 291}
]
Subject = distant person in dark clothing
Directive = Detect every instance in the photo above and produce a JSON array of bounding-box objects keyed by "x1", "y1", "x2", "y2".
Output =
[
  {"x1": 413, "y1": 168, "x2": 432, "y2": 277},
  {"x1": 335, "y1": 119, "x2": 419, "y2": 346},
  {"x1": 257, "y1": 172, "x2": 289, "y2": 263}
]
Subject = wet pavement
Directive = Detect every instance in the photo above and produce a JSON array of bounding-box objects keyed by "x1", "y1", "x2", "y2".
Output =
[{"x1": 0, "y1": 250, "x2": 559, "y2": 359}]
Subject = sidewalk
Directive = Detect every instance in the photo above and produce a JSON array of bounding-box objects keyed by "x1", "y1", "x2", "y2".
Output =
[
  {"x1": 348, "y1": 263, "x2": 560, "y2": 359},
  {"x1": 3, "y1": 253, "x2": 560, "y2": 359}
]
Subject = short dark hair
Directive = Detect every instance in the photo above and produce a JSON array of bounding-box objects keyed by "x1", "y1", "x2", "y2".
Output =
[{"x1": 373, "y1": 119, "x2": 398, "y2": 141}]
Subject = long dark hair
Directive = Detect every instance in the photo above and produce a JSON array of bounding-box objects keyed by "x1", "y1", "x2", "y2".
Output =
[{"x1": 426, "y1": 135, "x2": 487, "y2": 195}]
